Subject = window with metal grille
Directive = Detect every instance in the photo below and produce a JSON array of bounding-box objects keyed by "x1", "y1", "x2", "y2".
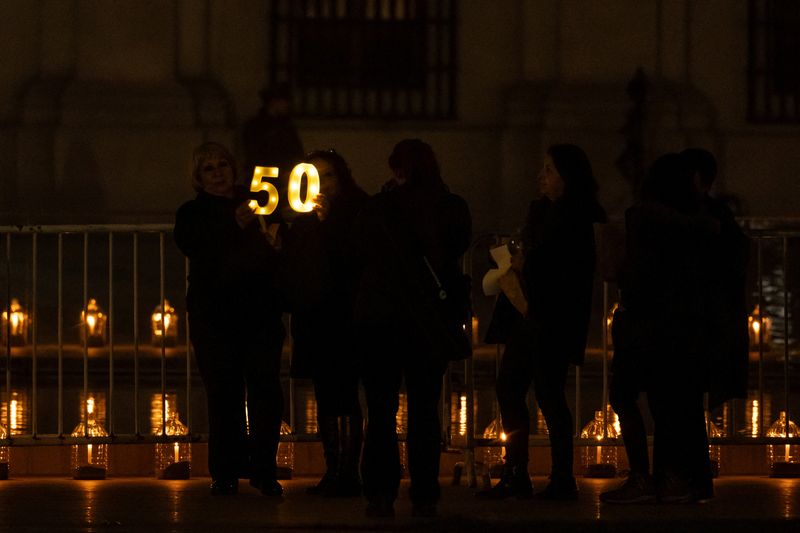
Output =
[
  {"x1": 268, "y1": 0, "x2": 458, "y2": 119},
  {"x1": 748, "y1": 0, "x2": 800, "y2": 123}
]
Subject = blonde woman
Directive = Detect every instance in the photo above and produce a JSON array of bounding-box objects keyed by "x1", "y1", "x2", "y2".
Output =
[{"x1": 174, "y1": 142, "x2": 285, "y2": 496}]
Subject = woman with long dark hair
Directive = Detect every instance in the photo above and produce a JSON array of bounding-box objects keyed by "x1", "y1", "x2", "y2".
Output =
[
  {"x1": 283, "y1": 149, "x2": 369, "y2": 497},
  {"x1": 479, "y1": 144, "x2": 606, "y2": 501}
]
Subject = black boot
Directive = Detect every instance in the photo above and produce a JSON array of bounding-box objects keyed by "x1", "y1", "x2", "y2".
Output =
[
  {"x1": 307, "y1": 416, "x2": 339, "y2": 495},
  {"x1": 475, "y1": 463, "x2": 533, "y2": 500},
  {"x1": 325, "y1": 415, "x2": 363, "y2": 497}
]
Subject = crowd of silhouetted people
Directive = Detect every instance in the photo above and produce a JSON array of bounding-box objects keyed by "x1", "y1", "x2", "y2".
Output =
[{"x1": 175, "y1": 95, "x2": 747, "y2": 516}]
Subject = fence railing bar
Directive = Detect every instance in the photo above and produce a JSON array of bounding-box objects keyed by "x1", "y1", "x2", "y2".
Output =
[
  {"x1": 82, "y1": 232, "x2": 89, "y2": 437},
  {"x1": 133, "y1": 233, "x2": 140, "y2": 437},
  {"x1": 108, "y1": 233, "x2": 115, "y2": 436},
  {"x1": 57, "y1": 234, "x2": 63, "y2": 437},
  {"x1": 160, "y1": 232, "x2": 167, "y2": 437},
  {"x1": 185, "y1": 257, "x2": 192, "y2": 432},
  {"x1": 757, "y1": 237, "x2": 764, "y2": 437},
  {"x1": 5, "y1": 234, "x2": 11, "y2": 437},
  {"x1": 31, "y1": 233, "x2": 38, "y2": 437},
  {"x1": 782, "y1": 236, "x2": 790, "y2": 429}
]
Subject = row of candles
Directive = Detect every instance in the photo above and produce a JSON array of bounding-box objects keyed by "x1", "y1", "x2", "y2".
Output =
[
  {"x1": 1, "y1": 299, "x2": 179, "y2": 347},
  {"x1": 0, "y1": 390, "x2": 796, "y2": 480},
  {"x1": 2, "y1": 299, "x2": 778, "y2": 350},
  {"x1": 0, "y1": 393, "x2": 295, "y2": 480},
  {"x1": 449, "y1": 392, "x2": 799, "y2": 479}
]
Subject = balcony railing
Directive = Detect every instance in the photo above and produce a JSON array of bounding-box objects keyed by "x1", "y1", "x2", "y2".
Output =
[{"x1": 1, "y1": 222, "x2": 798, "y2": 477}]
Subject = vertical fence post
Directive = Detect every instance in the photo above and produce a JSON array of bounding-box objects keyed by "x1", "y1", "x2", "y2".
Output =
[
  {"x1": 32, "y1": 233, "x2": 38, "y2": 437},
  {"x1": 108, "y1": 233, "x2": 115, "y2": 436},
  {"x1": 185, "y1": 257, "x2": 192, "y2": 432},
  {"x1": 133, "y1": 232, "x2": 140, "y2": 437},
  {"x1": 782, "y1": 236, "x2": 790, "y2": 426},
  {"x1": 4, "y1": 234, "x2": 11, "y2": 436},
  {"x1": 757, "y1": 237, "x2": 764, "y2": 437},
  {"x1": 160, "y1": 232, "x2": 167, "y2": 436},
  {"x1": 82, "y1": 233, "x2": 89, "y2": 437},
  {"x1": 57, "y1": 233, "x2": 64, "y2": 437}
]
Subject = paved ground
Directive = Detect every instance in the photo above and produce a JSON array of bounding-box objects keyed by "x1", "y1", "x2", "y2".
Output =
[{"x1": 1, "y1": 475, "x2": 799, "y2": 532}]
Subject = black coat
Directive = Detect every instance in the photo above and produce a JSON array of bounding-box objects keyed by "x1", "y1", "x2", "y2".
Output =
[
  {"x1": 701, "y1": 197, "x2": 749, "y2": 407},
  {"x1": 522, "y1": 197, "x2": 604, "y2": 365},
  {"x1": 174, "y1": 191, "x2": 284, "y2": 334},
  {"x1": 352, "y1": 183, "x2": 472, "y2": 352},
  {"x1": 282, "y1": 186, "x2": 369, "y2": 377},
  {"x1": 615, "y1": 201, "x2": 719, "y2": 386}
]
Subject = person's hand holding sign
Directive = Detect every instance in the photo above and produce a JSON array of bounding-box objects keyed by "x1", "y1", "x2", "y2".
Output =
[
  {"x1": 313, "y1": 193, "x2": 330, "y2": 221},
  {"x1": 235, "y1": 201, "x2": 257, "y2": 229}
]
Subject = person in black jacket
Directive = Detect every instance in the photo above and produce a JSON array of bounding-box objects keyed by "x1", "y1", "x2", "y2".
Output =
[
  {"x1": 283, "y1": 149, "x2": 369, "y2": 497},
  {"x1": 479, "y1": 144, "x2": 606, "y2": 501},
  {"x1": 353, "y1": 139, "x2": 471, "y2": 518},
  {"x1": 601, "y1": 153, "x2": 720, "y2": 504},
  {"x1": 174, "y1": 142, "x2": 285, "y2": 497}
]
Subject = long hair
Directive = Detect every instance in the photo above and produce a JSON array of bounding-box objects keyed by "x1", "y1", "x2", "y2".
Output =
[
  {"x1": 304, "y1": 149, "x2": 358, "y2": 193},
  {"x1": 388, "y1": 139, "x2": 446, "y2": 191},
  {"x1": 546, "y1": 144, "x2": 599, "y2": 205},
  {"x1": 190, "y1": 141, "x2": 237, "y2": 192}
]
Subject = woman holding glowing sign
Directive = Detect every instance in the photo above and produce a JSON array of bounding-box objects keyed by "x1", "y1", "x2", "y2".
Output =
[
  {"x1": 282, "y1": 149, "x2": 369, "y2": 497},
  {"x1": 174, "y1": 142, "x2": 286, "y2": 497},
  {"x1": 353, "y1": 139, "x2": 471, "y2": 518},
  {"x1": 478, "y1": 144, "x2": 606, "y2": 501}
]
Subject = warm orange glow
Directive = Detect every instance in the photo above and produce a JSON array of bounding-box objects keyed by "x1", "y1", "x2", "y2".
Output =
[
  {"x1": 151, "y1": 300, "x2": 178, "y2": 343},
  {"x1": 249, "y1": 166, "x2": 280, "y2": 215},
  {"x1": 288, "y1": 163, "x2": 320, "y2": 212},
  {"x1": 2, "y1": 298, "x2": 29, "y2": 342},
  {"x1": 81, "y1": 299, "x2": 107, "y2": 345}
]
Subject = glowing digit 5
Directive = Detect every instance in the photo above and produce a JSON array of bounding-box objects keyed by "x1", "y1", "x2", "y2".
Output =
[
  {"x1": 249, "y1": 166, "x2": 280, "y2": 215},
  {"x1": 287, "y1": 163, "x2": 320, "y2": 213}
]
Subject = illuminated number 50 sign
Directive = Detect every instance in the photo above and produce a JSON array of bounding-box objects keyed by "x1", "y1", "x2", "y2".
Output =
[{"x1": 248, "y1": 164, "x2": 321, "y2": 215}]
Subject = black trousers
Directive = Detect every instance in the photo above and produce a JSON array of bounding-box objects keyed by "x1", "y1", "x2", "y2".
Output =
[
  {"x1": 190, "y1": 313, "x2": 285, "y2": 483},
  {"x1": 359, "y1": 324, "x2": 447, "y2": 506},
  {"x1": 609, "y1": 368, "x2": 650, "y2": 476},
  {"x1": 610, "y1": 362, "x2": 711, "y2": 491},
  {"x1": 496, "y1": 327, "x2": 574, "y2": 479},
  {"x1": 649, "y1": 380, "x2": 711, "y2": 491}
]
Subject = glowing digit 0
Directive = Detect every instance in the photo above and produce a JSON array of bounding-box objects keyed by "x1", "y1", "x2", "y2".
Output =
[
  {"x1": 249, "y1": 166, "x2": 280, "y2": 215},
  {"x1": 287, "y1": 163, "x2": 320, "y2": 213}
]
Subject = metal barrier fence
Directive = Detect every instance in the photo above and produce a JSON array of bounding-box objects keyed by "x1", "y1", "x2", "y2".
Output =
[{"x1": 0, "y1": 223, "x2": 798, "y2": 476}]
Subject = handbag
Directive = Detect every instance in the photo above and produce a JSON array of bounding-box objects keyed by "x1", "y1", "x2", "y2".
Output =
[
  {"x1": 379, "y1": 218, "x2": 473, "y2": 361},
  {"x1": 418, "y1": 256, "x2": 473, "y2": 361}
]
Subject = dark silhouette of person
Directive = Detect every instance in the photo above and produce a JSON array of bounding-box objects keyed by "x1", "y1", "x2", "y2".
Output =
[
  {"x1": 282, "y1": 149, "x2": 369, "y2": 497},
  {"x1": 242, "y1": 83, "x2": 304, "y2": 218},
  {"x1": 681, "y1": 147, "x2": 749, "y2": 498},
  {"x1": 601, "y1": 153, "x2": 720, "y2": 504},
  {"x1": 478, "y1": 144, "x2": 606, "y2": 501},
  {"x1": 174, "y1": 142, "x2": 286, "y2": 497},
  {"x1": 353, "y1": 139, "x2": 471, "y2": 518}
]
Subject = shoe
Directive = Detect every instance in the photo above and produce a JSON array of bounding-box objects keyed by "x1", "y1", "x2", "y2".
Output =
[
  {"x1": 250, "y1": 478, "x2": 283, "y2": 497},
  {"x1": 657, "y1": 472, "x2": 691, "y2": 503},
  {"x1": 475, "y1": 464, "x2": 533, "y2": 500},
  {"x1": 306, "y1": 472, "x2": 336, "y2": 495},
  {"x1": 690, "y1": 486, "x2": 714, "y2": 504},
  {"x1": 210, "y1": 479, "x2": 239, "y2": 496},
  {"x1": 690, "y1": 477, "x2": 714, "y2": 503},
  {"x1": 599, "y1": 472, "x2": 656, "y2": 504},
  {"x1": 411, "y1": 503, "x2": 438, "y2": 518},
  {"x1": 536, "y1": 476, "x2": 578, "y2": 501},
  {"x1": 365, "y1": 498, "x2": 395, "y2": 518}
]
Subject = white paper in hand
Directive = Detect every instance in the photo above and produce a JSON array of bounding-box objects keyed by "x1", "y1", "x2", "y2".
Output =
[{"x1": 482, "y1": 244, "x2": 513, "y2": 296}]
